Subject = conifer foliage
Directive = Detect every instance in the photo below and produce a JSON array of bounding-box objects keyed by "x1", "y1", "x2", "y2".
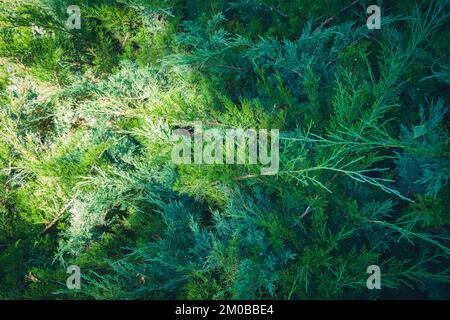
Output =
[{"x1": 0, "y1": 0, "x2": 449, "y2": 299}]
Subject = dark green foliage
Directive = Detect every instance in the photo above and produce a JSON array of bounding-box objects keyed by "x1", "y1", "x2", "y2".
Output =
[{"x1": 0, "y1": 0, "x2": 449, "y2": 300}]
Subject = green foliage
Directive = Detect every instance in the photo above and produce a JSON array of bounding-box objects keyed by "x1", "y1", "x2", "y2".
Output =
[{"x1": 0, "y1": 0, "x2": 449, "y2": 300}]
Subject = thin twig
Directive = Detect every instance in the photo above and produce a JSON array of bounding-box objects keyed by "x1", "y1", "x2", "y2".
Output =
[
  {"x1": 39, "y1": 192, "x2": 80, "y2": 235},
  {"x1": 299, "y1": 205, "x2": 312, "y2": 220}
]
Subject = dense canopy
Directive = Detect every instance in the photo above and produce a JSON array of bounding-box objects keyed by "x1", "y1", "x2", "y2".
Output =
[{"x1": 0, "y1": 0, "x2": 449, "y2": 299}]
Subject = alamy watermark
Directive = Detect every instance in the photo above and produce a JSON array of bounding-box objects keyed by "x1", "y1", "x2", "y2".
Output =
[
  {"x1": 171, "y1": 122, "x2": 279, "y2": 175},
  {"x1": 49, "y1": 5, "x2": 380, "y2": 35},
  {"x1": 366, "y1": 265, "x2": 381, "y2": 289},
  {"x1": 66, "y1": 265, "x2": 81, "y2": 290},
  {"x1": 66, "y1": 5, "x2": 81, "y2": 30},
  {"x1": 367, "y1": 5, "x2": 381, "y2": 30}
]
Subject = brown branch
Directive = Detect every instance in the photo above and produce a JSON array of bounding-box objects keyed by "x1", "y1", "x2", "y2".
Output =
[
  {"x1": 235, "y1": 174, "x2": 259, "y2": 180},
  {"x1": 120, "y1": 32, "x2": 130, "y2": 49},
  {"x1": 299, "y1": 205, "x2": 312, "y2": 220},
  {"x1": 39, "y1": 192, "x2": 80, "y2": 236},
  {"x1": 314, "y1": 0, "x2": 360, "y2": 31}
]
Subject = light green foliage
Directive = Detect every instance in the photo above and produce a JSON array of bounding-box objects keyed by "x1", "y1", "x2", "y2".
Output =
[{"x1": 0, "y1": 0, "x2": 449, "y2": 300}]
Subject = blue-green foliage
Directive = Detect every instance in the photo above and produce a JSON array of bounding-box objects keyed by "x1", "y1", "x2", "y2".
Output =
[{"x1": 0, "y1": 0, "x2": 449, "y2": 300}]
